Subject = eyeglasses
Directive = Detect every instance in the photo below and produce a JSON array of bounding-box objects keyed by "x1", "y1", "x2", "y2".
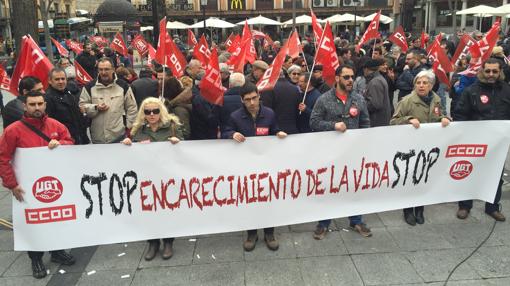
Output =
[
  {"x1": 484, "y1": 69, "x2": 500, "y2": 74},
  {"x1": 341, "y1": 75, "x2": 355, "y2": 80},
  {"x1": 291, "y1": 73, "x2": 301, "y2": 76},
  {"x1": 144, "y1": 108, "x2": 160, "y2": 115}
]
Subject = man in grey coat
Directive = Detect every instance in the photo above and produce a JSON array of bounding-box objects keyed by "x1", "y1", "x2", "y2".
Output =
[
  {"x1": 309, "y1": 64, "x2": 372, "y2": 240},
  {"x1": 362, "y1": 59, "x2": 391, "y2": 127}
]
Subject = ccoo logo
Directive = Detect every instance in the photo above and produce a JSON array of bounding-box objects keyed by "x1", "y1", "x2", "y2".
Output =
[
  {"x1": 449, "y1": 160, "x2": 473, "y2": 180},
  {"x1": 32, "y1": 176, "x2": 63, "y2": 203}
]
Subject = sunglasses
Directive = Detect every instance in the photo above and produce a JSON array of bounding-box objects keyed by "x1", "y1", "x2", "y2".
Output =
[
  {"x1": 341, "y1": 75, "x2": 355, "y2": 80},
  {"x1": 144, "y1": 108, "x2": 160, "y2": 115},
  {"x1": 484, "y1": 69, "x2": 499, "y2": 74}
]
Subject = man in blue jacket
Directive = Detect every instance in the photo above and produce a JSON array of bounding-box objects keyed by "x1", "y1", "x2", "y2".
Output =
[{"x1": 222, "y1": 82, "x2": 287, "y2": 252}]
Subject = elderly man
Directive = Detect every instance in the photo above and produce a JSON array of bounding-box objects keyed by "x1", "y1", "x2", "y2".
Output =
[
  {"x1": 219, "y1": 63, "x2": 230, "y2": 89},
  {"x1": 0, "y1": 91, "x2": 76, "y2": 279},
  {"x1": 219, "y1": 72, "x2": 244, "y2": 134},
  {"x1": 79, "y1": 57, "x2": 137, "y2": 143},
  {"x1": 45, "y1": 68, "x2": 90, "y2": 144},
  {"x1": 454, "y1": 58, "x2": 510, "y2": 222},
  {"x1": 309, "y1": 64, "x2": 372, "y2": 239},
  {"x1": 245, "y1": 60, "x2": 269, "y2": 85},
  {"x1": 363, "y1": 59, "x2": 391, "y2": 127},
  {"x1": 186, "y1": 59, "x2": 203, "y2": 83}
]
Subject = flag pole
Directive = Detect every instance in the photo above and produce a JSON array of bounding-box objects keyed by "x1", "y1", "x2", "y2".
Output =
[
  {"x1": 160, "y1": 59, "x2": 166, "y2": 101},
  {"x1": 300, "y1": 23, "x2": 327, "y2": 114}
]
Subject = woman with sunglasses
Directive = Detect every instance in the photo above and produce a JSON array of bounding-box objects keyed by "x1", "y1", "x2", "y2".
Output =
[
  {"x1": 390, "y1": 70, "x2": 450, "y2": 226},
  {"x1": 121, "y1": 97, "x2": 183, "y2": 260}
]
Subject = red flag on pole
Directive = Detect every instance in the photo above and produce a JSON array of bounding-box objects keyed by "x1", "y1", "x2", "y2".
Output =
[
  {"x1": 188, "y1": 29, "x2": 198, "y2": 49},
  {"x1": 131, "y1": 34, "x2": 149, "y2": 56},
  {"x1": 460, "y1": 21, "x2": 500, "y2": 76},
  {"x1": 110, "y1": 32, "x2": 128, "y2": 56},
  {"x1": 356, "y1": 10, "x2": 381, "y2": 52},
  {"x1": 166, "y1": 37, "x2": 187, "y2": 77},
  {"x1": 155, "y1": 17, "x2": 168, "y2": 65},
  {"x1": 74, "y1": 61, "x2": 93, "y2": 85},
  {"x1": 315, "y1": 22, "x2": 340, "y2": 86},
  {"x1": 225, "y1": 32, "x2": 235, "y2": 49},
  {"x1": 420, "y1": 31, "x2": 429, "y2": 49},
  {"x1": 0, "y1": 64, "x2": 11, "y2": 92},
  {"x1": 257, "y1": 46, "x2": 288, "y2": 92},
  {"x1": 252, "y1": 30, "x2": 266, "y2": 39},
  {"x1": 286, "y1": 30, "x2": 302, "y2": 59},
  {"x1": 450, "y1": 34, "x2": 476, "y2": 67},
  {"x1": 227, "y1": 22, "x2": 256, "y2": 72},
  {"x1": 263, "y1": 34, "x2": 274, "y2": 49},
  {"x1": 193, "y1": 34, "x2": 211, "y2": 67},
  {"x1": 388, "y1": 25, "x2": 408, "y2": 53},
  {"x1": 311, "y1": 9, "x2": 323, "y2": 46},
  {"x1": 51, "y1": 37, "x2": 69, "y2": 58},
  {"x1": 426, "y1": 34, "x2": 442, "y2": 54},
  {"x1": 65, "y1": 39, "x2": 83, "y2": 54},
  {"x1": 227, "y1": 34, "x2": 241, "y2": 54},
  {"x1": 147, "y1": 43, "x2": 156, "y2": 67},
  {"x1": 10, "y1": 35, "x2": 54, "y2": 95},
  {"x1": 200, "y1": 48, "x2": 225, "y2": 106},
  {"x1": 90, "y1": 36, "x2": 107, "y2": 47},
  {"x1": 427, "y1": 35, "x2": 453, "y2": 73}
]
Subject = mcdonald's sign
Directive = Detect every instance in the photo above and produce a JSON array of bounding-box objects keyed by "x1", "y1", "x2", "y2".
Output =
[{"x1": 228, "y1": 0, "x2": 246, "y2": 10}]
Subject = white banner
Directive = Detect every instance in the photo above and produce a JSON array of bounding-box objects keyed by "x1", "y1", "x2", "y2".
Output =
[{"x1": 11, "y1": 122, "x2": 510, "y2": 251}]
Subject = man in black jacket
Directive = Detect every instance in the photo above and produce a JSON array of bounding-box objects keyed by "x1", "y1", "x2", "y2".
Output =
[
  {"x1": 2, "y1": 76, "x2": 44, "y2": 129},
  {"x1": 45, "y1": 68, "x2": 90, "y2": 144},
  {"x1": 454, "y1": 58, "x2": 510, "y2": 222},
  {"x1": 131, "y1": 68, "x2": 158, "y2": 106},
  {"x1": 75, "y1": 44, "x2": 97, "y2": 79}
]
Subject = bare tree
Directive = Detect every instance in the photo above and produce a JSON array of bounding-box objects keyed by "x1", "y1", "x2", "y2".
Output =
[
  {"x1": 38, "y1": 0, "x2": 55, "y2": 62},
  {"x1": 11, "y1": 0, "x2": 38, "y2": 54}
]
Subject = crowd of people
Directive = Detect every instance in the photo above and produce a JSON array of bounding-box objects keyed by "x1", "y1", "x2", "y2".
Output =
[{"x1": 0, "y1": 28, "x2": 509, "y2": 279}]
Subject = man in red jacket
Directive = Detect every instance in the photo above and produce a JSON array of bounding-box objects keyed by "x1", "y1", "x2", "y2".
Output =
[{"x1": 0, "y1": 90, "x2": 76, "y2": 279}]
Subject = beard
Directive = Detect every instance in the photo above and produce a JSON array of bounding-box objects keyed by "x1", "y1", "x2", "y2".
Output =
[{"x1": 28, "y1": 110, "x2": 44, "y2": 118}]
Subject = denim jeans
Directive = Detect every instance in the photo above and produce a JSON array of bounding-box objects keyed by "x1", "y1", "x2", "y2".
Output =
[
  {"x1": 459, "y1": 172, "x2": 503, "y2": 214},
  {"x1": 319, "y1": 215, "x2": 363, "y2": 228}
]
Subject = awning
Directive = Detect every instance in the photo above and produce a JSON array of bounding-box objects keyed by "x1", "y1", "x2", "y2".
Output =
[{"x1": 67, "y1": 17, "x2": 92, "y2": 25}]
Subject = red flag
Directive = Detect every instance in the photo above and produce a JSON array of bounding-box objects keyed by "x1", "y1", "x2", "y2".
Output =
[
  {"x1": 432, "y1": 61, "x2": 450, "y2": 86},
  {"x1": 193, "y1": 35, "x2": 211, "y2": 67},
  {"x1": 188, "y1": 29, "x2": 198, "y2": 48},
  {"x1": 110, "y1": 32, "x2": 128, "y2": 56},
  {"x1": 460, "y1": 21, "x2": 501, "y2": 76},
  {"x1": 388, "y1": 26, "x2": 408, "y2": 53},
  {"x1": 227, "y1": 22, "x2": 256, "y2": 72},
  {"x1": 200, "y1": 48, "x2": 225, "y2": 106},
  {"x1": 311, "y1": 9, "x2": 323, "y2": 46},
  {"x1": 257, "y1": 46, "x2": 288, "y2": 92},
  {"x1": 286, "y1": 30, "x2": 302, "y2": 59},
  {"x1": 315, "y1": 22, "x2": 340, "y2": 86},
  {"x1": 427, "y1": 35, "x2": 453, "y2": 73},
  {"x1": 131, "y1": 34, "x2": 149, "y2": 56},
  {"x1": 155, "y1": 17, "x2": 168, "y2": 65},
  {"x1": 90, "y1": 36, "x2": 107, "y2": 47},
  {"x1": 420, "y1": 31, "x2": 429, "y2": 49},
  {"x1": 166, "y1": 37, "x2": 187, "y2": 78},
  {"x1": 263, "y1": 34, "x2": 274, "y2": 49},
  {"x1": 225, "y1": 32, "x2": 235, "y2": 49},
  {"x1": 147, "y1": 43, "x2": 156, "y2": 67},
  {"x1": 74, "y1": 61, "x2": 93, "y2": 85},
  {"x1": 252, "y1": 30, "x2": 266, "y2": 39},
  {"x1": 65, "y1": 39, "x2": 83, "y2": 54},
  {"x1": 356, "y1": 10, "x2": 381, "y2": 52},
  {"x1": 0, "y1": 64, "x2": 11, "y2": 92},
  {"x1": 227, "y1": 34, "x2": 241, "y2": 53},
  {"x1": 10, "y1": 35, "x2": 54, "y2": 95},
  {"x1": 426, "y1": 34, "x2": 442, "y2": 54},
  {"x1": 51, "y1": 37, "x2": 69, "y2": 58}
]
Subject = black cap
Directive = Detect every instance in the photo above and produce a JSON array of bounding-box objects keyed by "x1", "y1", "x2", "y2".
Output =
[
  {"x1": 313, "y1": 65, "x2": 323, "y2": 72},
  {"x1": 364, "y1": 58, "x2": 385, "y2": 69}
]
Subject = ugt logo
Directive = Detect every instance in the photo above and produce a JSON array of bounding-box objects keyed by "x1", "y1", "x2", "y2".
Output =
[{"x1": 32, "y1": 176, "x2": 63, "y2": 203}]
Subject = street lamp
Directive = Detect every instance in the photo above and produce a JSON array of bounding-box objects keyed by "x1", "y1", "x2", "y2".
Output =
[
  {"x1": 201, "y1": 0, "x2": 208, "y2": 40},
  {"x1": 352, "y1": 0, "x2": 360, "y2": 42}
]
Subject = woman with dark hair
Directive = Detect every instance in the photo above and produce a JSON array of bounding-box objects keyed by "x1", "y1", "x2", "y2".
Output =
[{"x1": 162, "y1": 77, "x2": 192, "y2": 139}]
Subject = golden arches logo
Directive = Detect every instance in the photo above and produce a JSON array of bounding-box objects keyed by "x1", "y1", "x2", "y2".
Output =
[{"x1": 231, "y1": 0, "x2": 243, "y2": 10}]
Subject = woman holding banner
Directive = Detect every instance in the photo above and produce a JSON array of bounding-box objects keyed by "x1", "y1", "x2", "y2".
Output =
[
  {"x1": 390, "y1": 70, "x2": 450, "y2": 226},
  {"x1": 121, "y1": 97, "x2": 183, "y2": 260}
]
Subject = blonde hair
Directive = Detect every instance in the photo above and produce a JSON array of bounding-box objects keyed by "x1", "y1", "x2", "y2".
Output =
[{"x1": 131, "y1": 97, "x2": 181, "y2": 136}]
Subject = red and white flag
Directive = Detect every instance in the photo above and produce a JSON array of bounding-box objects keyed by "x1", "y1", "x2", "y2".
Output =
[
  {"x1": 315, "y1": 22, "x2": 340, "y2": 86},
  {"x1": 257, "y1": 46, "x2": 288, "y2": 92},
  {"x1": 311, "y1": 9, "x2": 323, "y2": 46},
  {"x1": 74, "y1": 61, "x2": 93, "y2": 85},
  {"x1": 147, "y1": 43, "x2": 156, "y2": 67},
  {"x1": 426, "y1": 34, "x2": 442, "y2": 54},
  {"x1": 286, "y1": 30, "x2": 302, "y2": 59},
  {"x1": 263, "y1": 34, "x2": 274, "y2": 49},
  {"x1": 10, "y1": 35, "x2": 54, "y2": 95},
  {"x1": 450, "y1": 34, "x2": 476, "y2": 68},
  {"x1": 356, "y1": 10, "x2": 381, "y2": 52},
  {"x1": 427, "y1": 43, "x2": 452, "y2": 85},
  {"x1": 252, "y1": 30, "x2": 266, "y2": 39},
  {"x1": 0, "y1": 64, "x2": 11, "y2": 91},
  {"x1": 200, "y1": 48, "x2": 225, "y2": 106},
  {"x1": 90, "y1": 36, "x2": 108, "y2": 47},
  {"x1": 51, "y1": 37, "x2": 69, "y2": 58},
  {"x1": 225, "y1": 32, "x2": 236, "y2": 49},
  {"x1": 460, "y1": 21, "x2": 500, "y2": 76},
  {"x1": 420, "y1": 31, "x2": 429, "y2": 49},
  {"x1": 227, "y1": 22, "x2": 256, "y2": 72},
  {"x1": 193, "y1": 34, "x2": 211, "y2": 67},
  {"x1": 65, "y1": 39, "x2": 83, "y2": 54},
  {"x1": 166, "y1": 36, "x2": 187, "y2": 78},
  {"x1": 388, "y1": 25, "x2": 408, "y2": 53},
  {"x1": 155, "y1": 17, "x2": 169, "y2": 65},
  {"x1": 227, "y1": 34, "x2": 241, "y2": 54},
  {"x1": 187, "y1": 29, "x2": 198, "y2": 49},
  {"x1": 131, "y1": 34, "x2": 149, "y2": 56},
  {"x1": 110, "y1": 32, "x2": 128, "y2": 56}
]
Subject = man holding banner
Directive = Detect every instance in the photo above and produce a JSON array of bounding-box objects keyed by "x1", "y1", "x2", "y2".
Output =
[
  {"x1": 0, "y1": 91, "x2": 76, "y2": 279},
  {"x1": 309, "y1": 64, "x2": 372, "y2": 239}
]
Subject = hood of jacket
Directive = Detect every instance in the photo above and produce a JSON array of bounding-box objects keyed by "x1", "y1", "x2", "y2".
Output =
[{"x1": 167, "y1": 87, "x2": 192, "y2": 107}]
